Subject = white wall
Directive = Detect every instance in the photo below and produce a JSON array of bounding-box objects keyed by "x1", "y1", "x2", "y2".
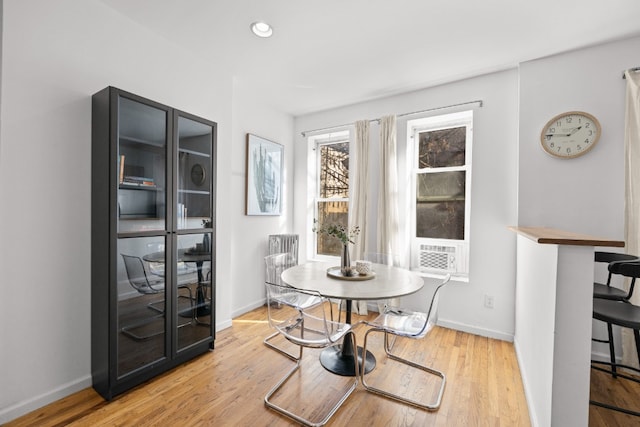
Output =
[
  {"x1": 230, "y1": 79, "x2": 295, "y2": 319},
  {"x1": 0, "y1": 0, "x2": 237, "y2": 422},
  {"x1": 1, "y1": 0, "x2": 638, "y2": 422},
  {"x1": 518, "y1": 35, "x2": 640, "y2": 363},
  {"x1": 294, "y1": 69, "x2": 520, "y2": 341},
  {"x1": 518, "y1": 36, "x2": 640, "y2": 237}
]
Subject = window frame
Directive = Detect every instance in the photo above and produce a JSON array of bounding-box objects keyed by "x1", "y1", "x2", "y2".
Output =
[
  {"x1": 308, "y1": 130, "x2": 350, "y2": 261},
  {"x1": 407, "y1": 110, "x2": 473, "y2": 278}
]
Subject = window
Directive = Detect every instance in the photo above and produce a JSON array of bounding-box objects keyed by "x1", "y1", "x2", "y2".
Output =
[
  {"x1": 310, "y1": 131, "x2": 350, "y2": 258},
  {"x1": 408, "y1": 111, "x2": 473, "y2": 277}
]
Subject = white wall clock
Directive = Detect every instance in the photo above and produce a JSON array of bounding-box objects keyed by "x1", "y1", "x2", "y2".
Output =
[{"x1": 540, "y1": 111, "x2": 601, "y2": 158}]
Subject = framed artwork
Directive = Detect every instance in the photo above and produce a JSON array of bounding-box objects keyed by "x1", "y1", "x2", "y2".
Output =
[{"x1": 246, "y1": 134, "x2": 283, "y2": 215}]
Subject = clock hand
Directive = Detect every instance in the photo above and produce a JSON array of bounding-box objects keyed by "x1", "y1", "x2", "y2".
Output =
[
  {"x1": 570, "y1": 126, "x2": 582, "y2": 135},
  {"x1": 545, "y1": 132, "x2": 572, "y2": 137}
]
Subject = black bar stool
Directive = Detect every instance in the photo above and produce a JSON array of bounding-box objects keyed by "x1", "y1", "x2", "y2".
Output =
[{"x1": 591, "y1": 261, "x2": 640, "y2": 417}]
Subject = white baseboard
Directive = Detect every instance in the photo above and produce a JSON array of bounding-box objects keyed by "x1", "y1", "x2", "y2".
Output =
[
  {"x1": 437, "y1": 318, "x2": 514, "y2": 342},
  {"x1": 590, "y1": 349, "x2": 619, "y2": 364},
  {"x1": 0, "y1": 375, "x2": 92, "y2": 424},
  {"x1": 215, "y1": 319, "x2": 233, "y2": 332},
  {"x1": 231, "y1": 299, "x2": 267, "y2": 320}
]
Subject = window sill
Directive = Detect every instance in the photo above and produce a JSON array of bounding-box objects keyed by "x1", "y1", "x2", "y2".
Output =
[{"x1": 412, "y1": 269, "x2": 469, "y2": 283}]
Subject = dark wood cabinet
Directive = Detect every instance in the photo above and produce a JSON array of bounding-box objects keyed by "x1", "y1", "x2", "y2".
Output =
[{"x1": 91, "y1": 87, "x2": 216, "y2": 400}]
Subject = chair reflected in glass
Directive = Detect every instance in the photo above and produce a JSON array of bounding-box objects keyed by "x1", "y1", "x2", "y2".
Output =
[
  {"x1": 120, "y1": 254, "x2": 194, "y2": 340},
  {"x1": 361, "y1": 273, "x2": 451, "y2": 410},
  {"x1": 144, "y1": 242, "x2": 198, "y2": 281},
  {"x1": 264, "y1": 280, "x2": 358, "y2": 426},
  {"x1": 263, "y1": 253, "x2": 323, "y2": 360}
]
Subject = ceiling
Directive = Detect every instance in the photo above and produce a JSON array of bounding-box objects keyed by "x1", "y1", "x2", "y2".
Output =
[{"x1": 101, "y1": 0, "x2": 640, "y2": 116}]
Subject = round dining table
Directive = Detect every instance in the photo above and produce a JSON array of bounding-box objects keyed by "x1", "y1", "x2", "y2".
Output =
[
  {"x1": 281, "y1": 261, "x2": 424, "y2": 376},
  {"x1": 143, "y1": 249, "x2": 212, "y2": 316}
]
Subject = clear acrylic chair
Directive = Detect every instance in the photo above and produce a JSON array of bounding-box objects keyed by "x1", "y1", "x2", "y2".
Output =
[
  {"x1": 263, "y1": 253, "x2": 324, "y2": 360},
  {"x1": 360, "y1": 273, "x2": 451, "y2": 410},
  {"x1": 264, "y1": 280, "x2": 358, "y2": 427},
  {"x1": 121, "y1": 254, "x2": 194, "y2": 340}
]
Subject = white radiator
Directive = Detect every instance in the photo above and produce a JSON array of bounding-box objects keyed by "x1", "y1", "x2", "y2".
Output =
[
  {"x1": 266, "y1": 234, "x2": 299, "y2": 307},
  {"x1": 268, "y1": 234, "x2": 299, "y2": 269}
]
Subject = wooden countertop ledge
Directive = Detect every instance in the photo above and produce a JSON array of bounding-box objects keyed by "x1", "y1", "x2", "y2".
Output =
[{"x1": 508, "y1": 226, "x2": 624, "y2": 247}]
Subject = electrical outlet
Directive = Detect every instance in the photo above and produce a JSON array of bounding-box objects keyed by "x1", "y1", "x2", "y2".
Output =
[{"x1": 484, "y1": 295, "x2": 494, "y2": 309}]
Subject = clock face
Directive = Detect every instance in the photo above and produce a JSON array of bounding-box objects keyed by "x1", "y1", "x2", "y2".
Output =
[
  {"x1": 190, "y1": 163, "x2": 206, "y2": 186},
  {"x1": 540, "y1": 111, "x2": 601, "y2": 158}
]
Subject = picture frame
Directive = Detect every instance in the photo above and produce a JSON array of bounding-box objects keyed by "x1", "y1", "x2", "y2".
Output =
[{"x1": 245, "y1": 134, "x2": 283, "y2": 216}]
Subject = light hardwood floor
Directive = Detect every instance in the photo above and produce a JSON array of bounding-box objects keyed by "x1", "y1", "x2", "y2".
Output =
[{"x1": 5, "y1": 306, "x2": 638, "y2": 426}]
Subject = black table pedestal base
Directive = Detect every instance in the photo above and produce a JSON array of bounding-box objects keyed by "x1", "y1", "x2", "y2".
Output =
[{"x1": 319, "y1": 345, "x2": 376, "y2": 377}]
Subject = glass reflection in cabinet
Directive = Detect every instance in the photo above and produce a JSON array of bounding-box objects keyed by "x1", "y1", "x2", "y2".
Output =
[
  {"x1": 116, "y1": 236, "x2": 168, "y2": 378},
  {"x1": 117, "y1": 96, "x2": 168, "y2": 233},
  {"x1": 176, "y1": 115, "x2": 212, "y2": 230},
  {"x1": 176, "y1": 233, "x2": 212, "y2": 351}
]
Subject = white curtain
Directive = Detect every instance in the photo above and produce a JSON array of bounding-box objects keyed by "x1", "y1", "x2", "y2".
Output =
[
  {"x1": 376, "y1": 115, "x2": 401, "y2": 311},
  {"x1": 622, "y1": 70, "x2": 640, "y2": 368},
  {"x1": 350, "y1": 120, "x2": 370, "y2": 314},
  {"x1": 377, "y1": 115, "x2": 400, "y2": 261}
]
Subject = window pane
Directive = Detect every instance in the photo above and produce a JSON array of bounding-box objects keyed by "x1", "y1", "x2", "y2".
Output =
[
  {"x1": 316, "y1": 201, "x2": 348, "y2": 256},
  {"x1": 416, "y1": 171, "x2": 465, "y2": 239},
  {"x1": 418, "y1": 126, "x2": 466, "y2": 168},
  {"x1": 319, "y1": 142, "x2": 349, "y2": 198}
]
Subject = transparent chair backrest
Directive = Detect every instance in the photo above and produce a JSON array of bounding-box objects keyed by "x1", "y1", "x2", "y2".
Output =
[
  {"x1": 265, "y1": 253, "x2": 289, "y2": 286},
  {"x1": 268, "y1": 234, "x2": 299, "y2": 267},
  {"x1": 122, "y1": 254, "x2": 163, "y2": 293},
  {"x1": 265, "y1": 281, "x2": 332, "y2": 345},
  {"x1": 417, "y1": 274, "x2": 451, "y2": 336}
]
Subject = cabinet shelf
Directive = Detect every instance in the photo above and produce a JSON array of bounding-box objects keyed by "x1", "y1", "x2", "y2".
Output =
[
  {"x1": 119, "y1": 136, "x2": 165, "y2": 151},
  {"x1": 119, "y1": 183, "x2": 163, "y2": 191},
  {"x1": 178, "y1": 189, "x2": 210, "y2": 195},
  {"x1": 179, "y1": 148, "x2": 210, "y2": 158}
]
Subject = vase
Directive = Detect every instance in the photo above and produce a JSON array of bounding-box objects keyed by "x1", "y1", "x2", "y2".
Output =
[
  {"x1": 340, "y1": 244, "x2": 352, "y2": 276},
  {"x1": 202, "y1": 233, "x2": 210, "y2": 253}
]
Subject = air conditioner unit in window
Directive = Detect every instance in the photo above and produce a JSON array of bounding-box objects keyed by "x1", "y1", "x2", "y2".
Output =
[{"x1": 419, "y1": 243, "x2": 466, "y2": 274}]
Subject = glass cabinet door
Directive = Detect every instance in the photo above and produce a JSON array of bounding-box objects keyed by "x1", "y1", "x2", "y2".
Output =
[
  {"x1": 116, "y1": 236, "x2": 168, "y2": 378},
  {"x1": 117, "y1": 96, "x2": 168, "y2": 234},
  {"x1": 176, "y1": 114, "x2": 213, "y2": 230},
  {"x1": 176, "y1": 233, "x2": 213, "y2": 351}
]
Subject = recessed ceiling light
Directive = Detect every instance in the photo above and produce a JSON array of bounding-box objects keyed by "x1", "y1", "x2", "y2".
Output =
[{"x1": 250, "y1": 21, "x2": 273, "y2": 38}]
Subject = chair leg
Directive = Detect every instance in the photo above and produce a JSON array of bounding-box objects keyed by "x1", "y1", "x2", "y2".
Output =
[
  {"x1": 121, "y1": 313, "x2": 165, "y2": 341},
  {"x1": 384, "y1": 331, "x2": 397, "y2": 352},
  {"x1": 634, "y1": 329, "x2": 640, "y2": 370},
  {"x1": 264, "y1": 332, "x2": 358, "y2": 427},
  {"x1": 264, "y1": 331, "x2": 299, "y2": 361},
  {"x1": 607, "y1": 322, "x2": 617, "y2": 378},
  {"x1": 590, "y1": 327, "x2": 640, "y2": 416},
  {"x1": 362, "y1": 327, "x2": 445, "y2": 411}
]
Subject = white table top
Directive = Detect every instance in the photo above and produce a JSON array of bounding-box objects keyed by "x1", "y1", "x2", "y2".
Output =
[{"x1": 281, "y1": 261, "x2": 424, "y2": 300}]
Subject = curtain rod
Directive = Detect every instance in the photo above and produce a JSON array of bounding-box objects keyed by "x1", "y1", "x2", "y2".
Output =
[
  {"x1": 622, "y1": 67, "x2": 640, "y2": 79},
  {"x1": 300, "y1": 99, "x2": 483, "y2": 137}
]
